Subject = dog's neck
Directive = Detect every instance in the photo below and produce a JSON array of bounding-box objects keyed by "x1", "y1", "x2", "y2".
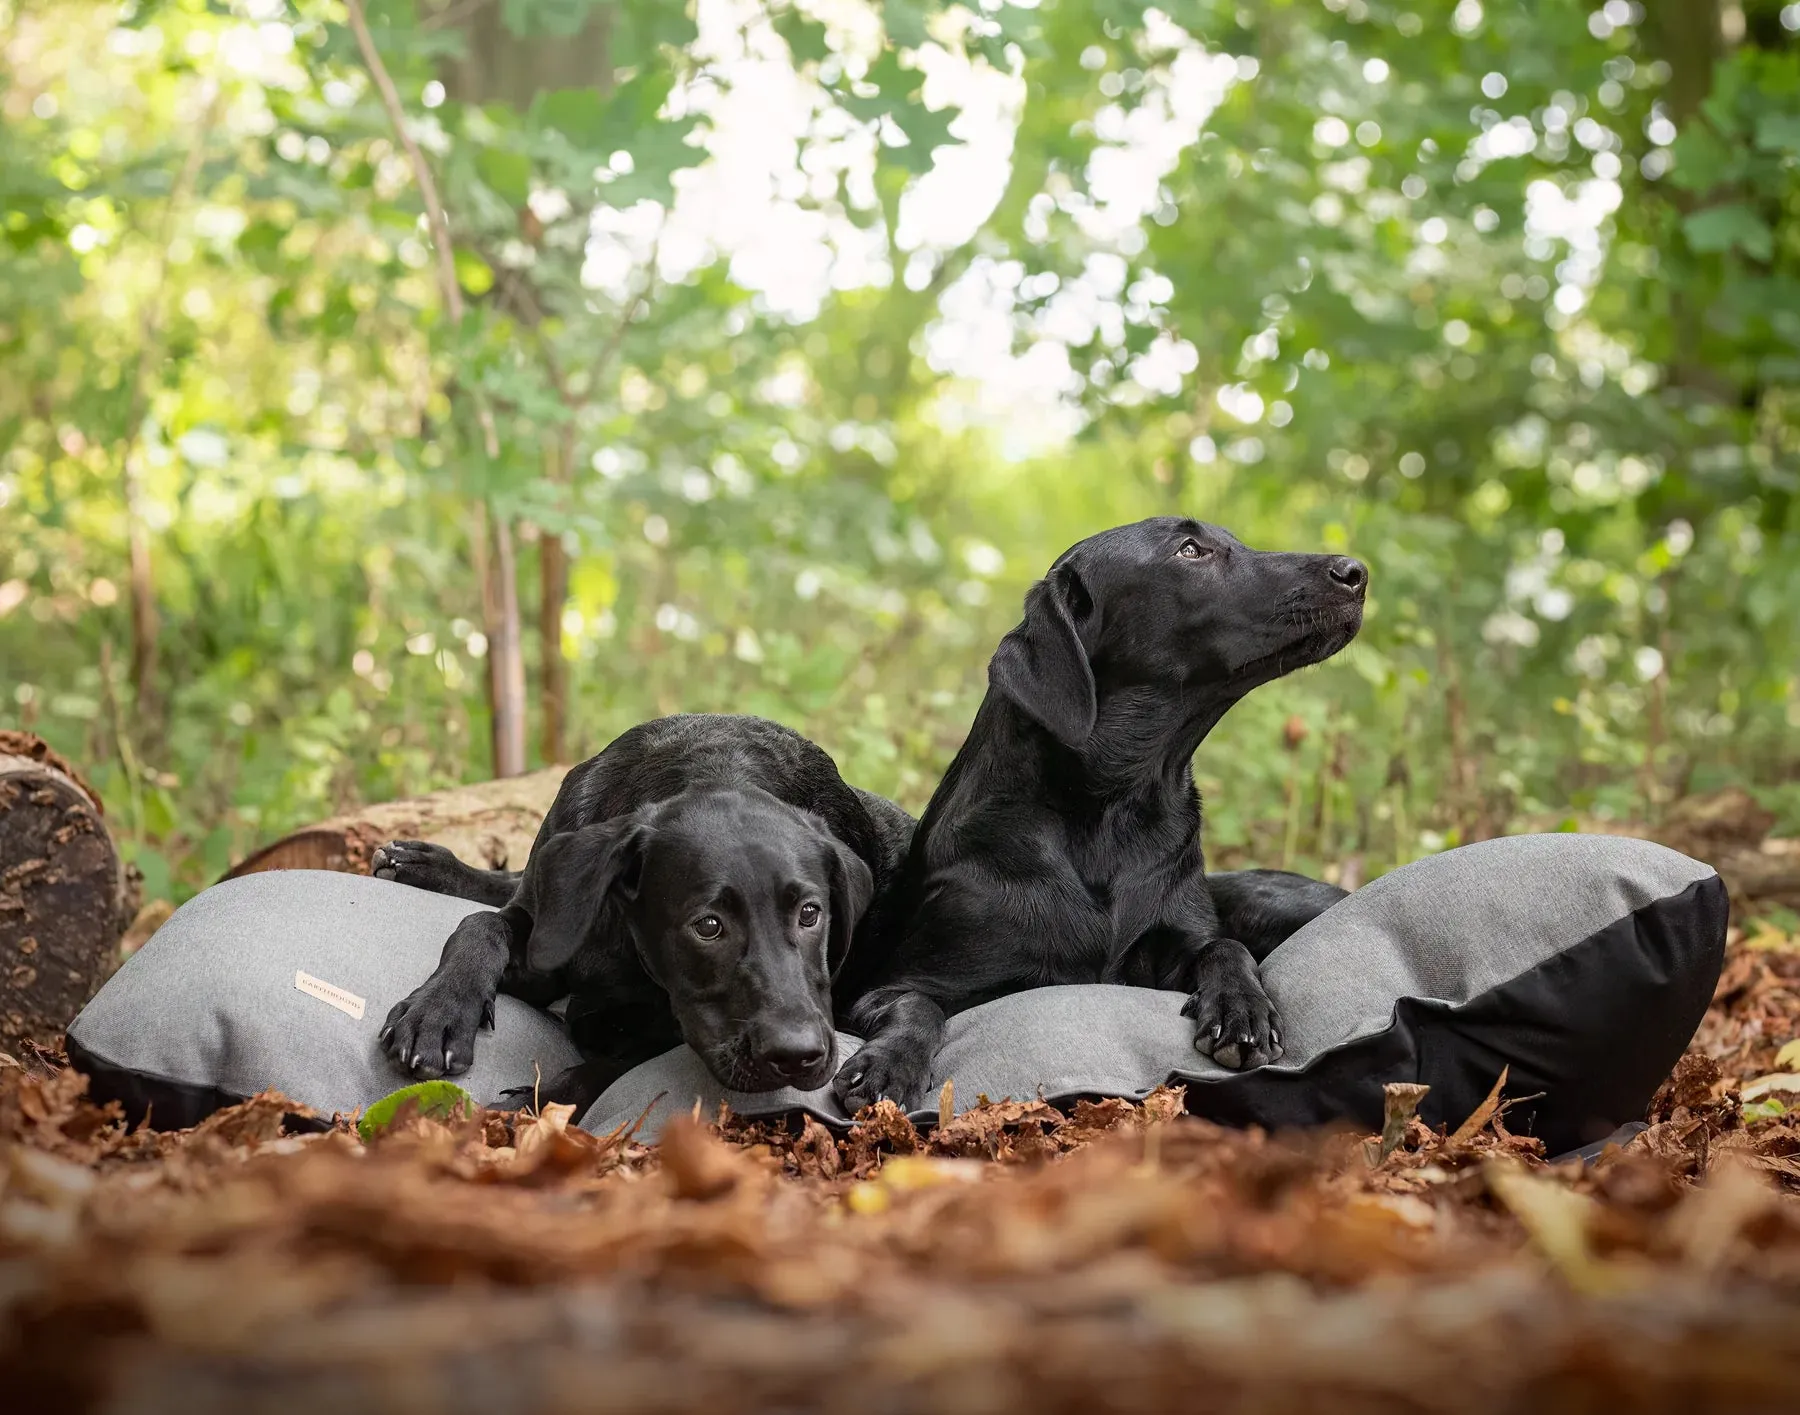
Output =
[
  {"x1": 968, "y1": 683, "x2": 1237, "y2": 807},
  {"x1": 1093, "y1": 680, "x2": 1236, "y2": 778}
]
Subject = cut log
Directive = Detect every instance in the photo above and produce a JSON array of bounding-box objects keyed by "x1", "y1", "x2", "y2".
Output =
[
  {"x1": 1535, "y1": 791, "x2": 1800, "y2": 916},
  {"x1": 223, "y1": 766, "x2": 570, "y2": 883},
  {"x1": 0, "y1": 731, "x2": 138, "y2": 1053},
  {"x1": 1713, "y1": 840, "x2": 1800, "y2": 914}
]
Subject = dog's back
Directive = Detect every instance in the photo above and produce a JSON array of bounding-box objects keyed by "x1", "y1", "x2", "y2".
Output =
[{"x1": 547, "y1": 713, "x2": 913, "y2": 893}]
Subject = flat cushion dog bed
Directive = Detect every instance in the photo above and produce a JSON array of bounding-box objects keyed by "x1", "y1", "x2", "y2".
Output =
[
  {"x1": 66, "y1": 872, "x2": 581, "y2": 1129},
  {"x1": 66, "y1": 835, "x2": 1725, "y2": 1156}
]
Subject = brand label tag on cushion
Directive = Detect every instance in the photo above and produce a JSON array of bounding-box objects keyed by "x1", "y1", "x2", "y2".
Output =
[{"x1": 295, "y1": 969, "x2": 366, "y2": 1020}]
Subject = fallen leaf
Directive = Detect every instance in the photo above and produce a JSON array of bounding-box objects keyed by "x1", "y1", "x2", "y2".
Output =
[
  {"x1": 356, "y1": 1082, "x2": 472, "y2": 1142},
  {"x1": 790, "y1": 1116, "x2": 841, "y2": 1181},
  {"x1": 1661, "y1": 1052, "x2": 1724, "y2": 1113},
  {"x1": 930, "y1": 1098, "x2": 1065, "y2": 1161},
  {"x1": 660, "y1": 1112, "x2": 744, "y2": 1200},
  {"x1": 843, "y1": 1100, "x2": 921, "y2": 1176},
  {"x1": 1667, "y1": 1152, "x2": 1775, "y2": 1272},
  {"x1": 1740, "y1": 1073, "x2": 1800, "y2": 1102},
  {"x1": 1446, "y1": 1067, "x2": 1509, "y2": 1148},
  {"x1": 1485, "y1": 1160, "x2": 1621, "y2": 1293},
  {"x1": 1379, "y1": 1083, "x2": 1430, "y2": 1161},
  {"x1": 1139, "y1": 1084, "x2": 1187, "y2": 1126},
  {"x1": 877, "y1": 1155, "x2": 985, "y2": 1191}
]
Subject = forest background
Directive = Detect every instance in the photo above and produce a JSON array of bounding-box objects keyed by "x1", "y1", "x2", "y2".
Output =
[{"x1": 3, "y1": 0, "x2": 1797, "y2": 910}]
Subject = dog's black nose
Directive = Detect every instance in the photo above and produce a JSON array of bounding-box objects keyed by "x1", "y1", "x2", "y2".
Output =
[
  {"x1": 761, "y1": 1031, "x2": 832, "y2": 1086},
  {"x1": 1328, "y1": 556, "x2": 1367, "y2": 593}
]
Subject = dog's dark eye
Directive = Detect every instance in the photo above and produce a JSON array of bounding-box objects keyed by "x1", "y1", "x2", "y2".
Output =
[
  {"x1": 1177, "y1": 539, "x2": 1213, "y2": 560},
  {"x1": 693, "y1": 916, "x2": 724, "y2": 940},
  {"x1": 797, "y1": 902, "x2": 822, "y2": 929}
]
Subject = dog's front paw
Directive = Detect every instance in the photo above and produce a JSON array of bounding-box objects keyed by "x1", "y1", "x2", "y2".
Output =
[
  {"x1": 832, "y1": 1044, "x2": 929, "y2": 1114},
  {"x1": 379, "y1": 978, "x2": 494, "y2": 1079},
  {"x1": 1182, "y1": 964, "x2": 1283, "y2": 1071},
  {"x1": 371, "y1": 839, "x2": 468, "y2": 895}
]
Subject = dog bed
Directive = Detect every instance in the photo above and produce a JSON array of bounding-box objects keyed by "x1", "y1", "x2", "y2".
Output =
[
  {"x1": 65, "y1": 834, "x2": 1725, "y2": 1156},
  {"x1": 580, "y1": 833, "x2": 1725, "y2": 1157},
  {"x1": 65, "y1": 872, "x2": 581, "y2": 1129}
]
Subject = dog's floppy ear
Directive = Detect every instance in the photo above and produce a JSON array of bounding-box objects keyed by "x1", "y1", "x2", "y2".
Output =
[
  {"x1": 825, "y1": 839, "x2": 875, "y2": 980},
  {"x1": 989, "y1": 561, "x2": 1097, "y2": 748},
  {"x1": 518, "y1": 814, "x2": 652, "y2": 974}
]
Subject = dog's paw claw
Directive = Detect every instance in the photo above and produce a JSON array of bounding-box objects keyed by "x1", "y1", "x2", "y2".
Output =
[
  {"x1": 831, "y1": 1047, "x2": 926, "y2": 1113},
  {"x1": 1187, "y1": 977, "x2": 1281, "y2": 1072},
  {"x1": 371, "y1": 839, "x2": 470, "y2": 897},
  {"x1": 381, "y1": 978, "x2": 487, "y2": 1079}
]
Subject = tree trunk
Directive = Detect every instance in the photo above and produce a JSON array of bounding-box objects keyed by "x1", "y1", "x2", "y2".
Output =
[
  {"x1": 482, "y1": 503, "x2": 529, "y2": 777},
  {"x1": 539, "y1": 533, "x2": 570, "y2": 765},
  {"x1": 222, "y1": 765, "x2": 569, "y2": 883},
  {"x1": 424, "y1": 1, "x2": 623, "y2": 772},
  {"x1": 437, "y1": 0, "x2": 615, "y2": 110},
  {"x1": 120, "y1": 81, "x2": 223, "y2": 722},
  {"x1": 538, "y1": 427, "x2": 575, "y2": 766},
  {"x1": 1645, "y1": 0, "x2": 1722, "y2": 128},
  {"x1": 0, "y1": 733, "x2": 138, "y2": 1053},
  {"x1": 1644, "y1": 0, "x2": 1738, "y2": 404},
  {"x1": 124, "y1": 476, "x2": 158, "y2": 713},
  {"x1": 346, "y1": 0, "x2": 526, "y2": 782}
]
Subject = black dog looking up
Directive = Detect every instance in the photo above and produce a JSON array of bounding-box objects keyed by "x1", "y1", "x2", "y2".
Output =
[
  {"x1": 833, "y1": 517, "x2": 1366, "y2": 1112},
  {"x1": 374, "y1": 714, "x2": 914, "y2": 1110}
]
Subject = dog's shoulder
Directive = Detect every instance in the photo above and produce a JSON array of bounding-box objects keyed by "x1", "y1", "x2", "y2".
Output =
[
  {"x1": 850, "y1": 785, "x2": 918, "y2": 878},
  {"x1": 545, "y1": 715, "x2": 913, "y2": 868}
]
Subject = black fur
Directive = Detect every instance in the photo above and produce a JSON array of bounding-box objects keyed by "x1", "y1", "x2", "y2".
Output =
[
  {"x1": 1209, "y1": 867, "x2": 1350, "y2": 953},
  {"x1": 833, "y1": 517, "x2": 1366, "y2": 1112},
  {"x1": 375, "y1": 714, "x2": 915, "y2": 1115}
]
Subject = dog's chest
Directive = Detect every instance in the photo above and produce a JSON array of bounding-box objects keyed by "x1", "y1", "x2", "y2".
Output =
[
  {"x1": 561, "y1": 952, "x2": 681, "y2": 1062},
  {"x1": 1037, "y1": 807, "x2": 1191, "y2": 980}
]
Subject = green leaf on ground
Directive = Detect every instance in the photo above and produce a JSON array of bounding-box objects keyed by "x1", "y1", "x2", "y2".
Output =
[{"x1": 358, "y1": 1081, "x2": 474, "y2": 1142}]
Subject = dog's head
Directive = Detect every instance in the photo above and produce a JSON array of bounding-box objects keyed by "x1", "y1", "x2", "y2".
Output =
[
  {"x1": 523, "y1": 788, "x2": 873, "y2": 1093},
  {"x1": 989, "y1": 516, "x2": 1366, "y2": 749}
]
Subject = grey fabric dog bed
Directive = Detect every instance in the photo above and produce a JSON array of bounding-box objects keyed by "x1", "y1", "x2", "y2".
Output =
[
  {"x1": 66, "y1": 871, "x2": 581, "y2": 1129},
  {"x1": 66, "y1": 834, "x2": 1725, "y2": 1156},
  {"x1": 580, "y1": 833, "x2": 1726, "y2": 1155}
]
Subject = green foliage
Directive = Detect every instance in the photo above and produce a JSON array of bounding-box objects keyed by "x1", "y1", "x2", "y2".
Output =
[
  {"x1": 2, "y1": 0, "x2": 1796, "y2": 907},
  {"x1": 357, "y1": 1080, "x2": 474, "y2": 1140}
]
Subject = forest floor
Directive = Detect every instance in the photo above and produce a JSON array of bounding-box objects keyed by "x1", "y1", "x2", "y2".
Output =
[{"x1": 5, "y1": 801, "x2": 1800, "y2": 1412}]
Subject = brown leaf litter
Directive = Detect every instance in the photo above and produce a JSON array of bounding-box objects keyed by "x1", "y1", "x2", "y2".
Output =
[{"x1": 8, "y1": 913, "x2": 1800, "y2": 1411}]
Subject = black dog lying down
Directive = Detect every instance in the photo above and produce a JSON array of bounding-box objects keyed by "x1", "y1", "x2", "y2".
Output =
[
  {"x1": 375, "y1": 715, "x2": 914, "y2": 1110},
  {"x1": 834, "y1": 516, "x2": 1365, "y2": 1111}
]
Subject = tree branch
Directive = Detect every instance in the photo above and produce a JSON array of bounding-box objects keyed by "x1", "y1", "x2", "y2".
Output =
[
  {"x1": 345, "y1": 0, "x2": 464, "y2": 326},
  {"x1": 591, "y1": 214, "x2": 670, "y2": 390}
]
